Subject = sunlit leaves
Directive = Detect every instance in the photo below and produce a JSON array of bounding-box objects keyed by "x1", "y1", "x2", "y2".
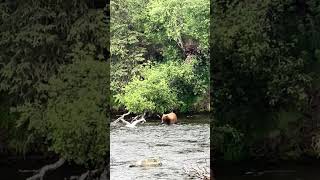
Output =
[
  {"x1": 145, "y1": 0, "x2": 209, "y2": 50},
  {"x1": 117, "y1": 60, "x2": 206, "y2": 113},
  {"x1": 110, "y1": 0, "x2": 209, "y2": 112}
]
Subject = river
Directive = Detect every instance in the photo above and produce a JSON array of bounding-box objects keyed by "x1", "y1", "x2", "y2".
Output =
[
  {"x1": 4, "y1": 113, "x2": 320, "y2": 180},
  {"x1": 217, "y1": 160, "x2": 320, "y2": 180},
  {"x1": 110, "y1": 114, "x2": 210, "y2": 180}
]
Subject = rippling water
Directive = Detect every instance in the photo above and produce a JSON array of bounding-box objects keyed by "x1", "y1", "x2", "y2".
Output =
[
  {"x1": 110, "y1": 115, "x2": 210, "y2": 180},
  {"x1": 218, "y1": 163, "x2": 320, "y2": 180}
]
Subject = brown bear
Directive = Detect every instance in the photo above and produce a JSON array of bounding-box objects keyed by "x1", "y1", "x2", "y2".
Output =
[{"x1": 161, "y1": 112, "x2": 178, "y2": 125}]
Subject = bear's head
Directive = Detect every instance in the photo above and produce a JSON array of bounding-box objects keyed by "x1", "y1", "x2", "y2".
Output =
[{"x1": 161, "y1": 114, "x2": 170, "y2": 125}]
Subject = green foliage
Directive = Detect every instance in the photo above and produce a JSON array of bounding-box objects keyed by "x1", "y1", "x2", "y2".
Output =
[
  {"x1": 0, "y1": 96, "x2": 34, "y2": 154},
  {"x1": 212, "y1": 0, "x2": 312, "y2": 132},
  {"x1": 110, "y1": 0, "x2": 149, "y2": 97},
  {"x1": 111, "y1": 0, "x2": 209, "y2": 112},
  {"x1": 0, "y1": 0, "x2": 109, "y2": 167},
  {"x1": 45, "y1": 59, "x2": 109, "y2": 166},
  {"x1": 116, "y1": 60, "x2": 206, "y2": 113},
  {"x1": 16, "y1": 59, "x2": 109, "y2": 166},
  {"x1": 211, "y1": 125, "x2": 245, "y2": 161},
  {"x1": 0, "y1": 0, "x2": 89, "y2": 103},
  {"x1": 211, "y1": 0, "x2": 320, "y2": 160},
  {"x1": 117, "y1": 75, "x2": 179, "y2": 114},
  {"x1": 145, "y1": 0, "x2": 209, "y2": 51}
]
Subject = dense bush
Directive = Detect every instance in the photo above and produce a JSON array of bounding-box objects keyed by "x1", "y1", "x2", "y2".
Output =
[
  {"x1": 211, "y1": 0, "x2": 320, "y2": 160},
  {"x1": 45, "y1": 59, "x2": 109, "y2": 166},
  {"x1": 0, "y1": 0, "x2": 109, "y2": 168},
  {"x1": 116, "y1": 59, "x2": 207, "y2": 113}
]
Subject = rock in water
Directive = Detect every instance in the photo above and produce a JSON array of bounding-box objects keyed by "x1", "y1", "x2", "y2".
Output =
[{"x1": 129, "y1": 158, "x2": 162, "y2": 168}]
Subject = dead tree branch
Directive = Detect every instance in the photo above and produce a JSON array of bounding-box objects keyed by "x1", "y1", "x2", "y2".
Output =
[
  {"x1": 131, "y1": 112, "x2": 146, "y2": 123},
  {"x1": 26, "y1": 158, "x2": 65, "y2": 180},
  {"x1": 18, "y1": 169, "x2": 38, "y2": 173},
  {"x1": 112, "y1": 112, "x2": 146, "y2": 128},
  {"x1": 113, "y1": 112, "x2": 131, "y2": 123},
  {"x1": 78, "y1": 171, "x2": 89, "y2": 180}
]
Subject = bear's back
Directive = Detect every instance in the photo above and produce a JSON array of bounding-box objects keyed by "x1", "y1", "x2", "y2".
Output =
[{"x1": 162, "y1": 112, "x2": 177, "y2": 124}]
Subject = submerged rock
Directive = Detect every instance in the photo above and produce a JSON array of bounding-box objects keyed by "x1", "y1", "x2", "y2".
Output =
[{"x1": 129, "y1": 158, "x2": 162, "y2": 168}]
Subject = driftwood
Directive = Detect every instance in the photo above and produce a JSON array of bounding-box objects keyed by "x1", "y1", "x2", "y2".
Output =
[
  {"x1": 23, "y1": 158, "x2": 107, "y2": 180},
  {"x1": 113, "y1": 112, "x2": 146, "y2": 128},
  {"x1": 130, "y1": 112, "x2": 146, "y2": 123},
  {"x1": 113, "y1": 112, "x2": 131, "y2": 124},
  {"x1": 26, "y1": 158, "x2": 65, "y2": 180}
]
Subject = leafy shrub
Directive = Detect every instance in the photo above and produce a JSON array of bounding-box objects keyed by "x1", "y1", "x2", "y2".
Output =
[
  {"x1": 211, "y1": 125, "x2": 245, "y2": 161},
  {"x1": 116, "y1": 60, "x2": 206, "y2": 113},
  {"x1": 45, "y1": 59, "x2": 109, "y2": 166}
]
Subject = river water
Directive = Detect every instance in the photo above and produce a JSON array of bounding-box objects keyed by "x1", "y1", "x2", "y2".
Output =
[
  {"x1": 110, "y1": 114, "x2": 210, "y2": 180},
  {"x1": 4, "y1": 113, "x2": 320, "y2": 180},
  {"x1": 217, "y1": 161, "x2": 320, "y2": 180}
]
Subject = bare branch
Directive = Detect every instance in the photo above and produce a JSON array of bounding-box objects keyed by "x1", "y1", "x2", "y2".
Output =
[
  {"x1": 26, "y1": 158, "x2": 65, "y2": 180},
  {"x1": 18, "y1": 169, "x2": 38, "y2": 173},
  {"x1": 129, "y1": 113, "x2": 146, "y2": 127},
  {"x1": 130, "y1": 115, "x2": 140, "y2": 123},
  {"x1": 113, "y1": 112, "x2": 131, "y2": 123},
  {"x1": 112, "y1": 112, "x2": 146, "y2": 128},
  {"x1": 78, "y1": 171, "x2": 89, "y2": 180}
]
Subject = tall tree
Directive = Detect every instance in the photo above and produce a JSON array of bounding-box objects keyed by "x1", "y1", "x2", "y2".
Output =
[
  {"x1": 0, "y1": 0, "x2": 110, "y2": 172},
  {"x1": 211, "y1": 0, "x2": 320, "y2": 160}
]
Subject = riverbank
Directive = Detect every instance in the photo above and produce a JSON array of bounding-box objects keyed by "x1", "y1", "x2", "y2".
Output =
[{"x1": 111, "y1": 110, "x2": 211, "y2": 122}]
